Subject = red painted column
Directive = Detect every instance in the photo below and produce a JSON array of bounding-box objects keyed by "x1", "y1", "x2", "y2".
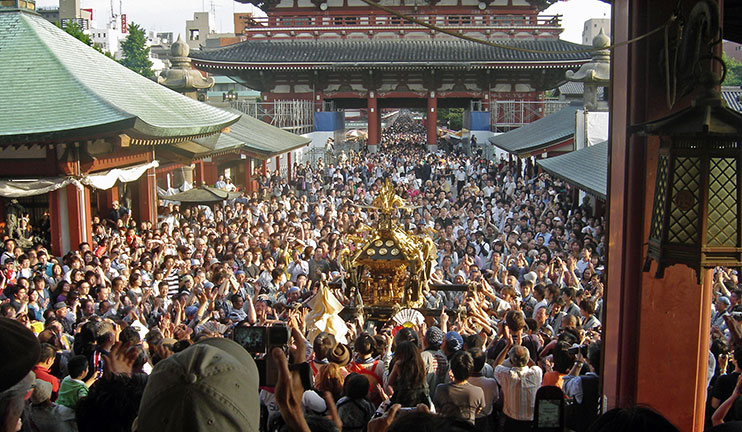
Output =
[
  {"x1": 604, "y1": 1, "x2": 713, "y2": 430},
  {"x1": 367, "y1": 95, "x2": 379, "y2": 152},
  {"x1": 261, "y1": 159, "x2": 267, "y2": 175},
  {"x1": 65, "y1": 184, "x2": 92, "y2": 251},
  {"x1": 49, "y1": 190, "x2": 62, "y2": 257},
  {"x1": 275, "y1": 155, "x2": 281, "y2": 176},
  {"x1": 244, "y1": 157, "x2": 253, "y2": 193},
  {"x1": 203, "y1": 162, "x2": 218, "y2": 186},
  {"x1": 287, "y1": 152, "x2": 292, "y2": 182},
  {"x1": 138, "y1": 167, "x2": 157, "y2": 225},
  {"x1": 194, "y1": 161, "x2": 205, "y2": 185},
  {"x1": 427, "y1": 93, "x2": 438, "y2": 151},
  {"x1": 97, "y1": 186, "x2": 118, "y2": 220}
]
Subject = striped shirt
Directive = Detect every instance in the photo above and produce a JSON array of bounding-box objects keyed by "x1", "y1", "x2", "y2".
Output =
[
  {"x1": 494, "y1": 365, "x2": 542, "y2": 421},
  {"x1": 164, "y1": 269, "x2": 180, "y2": 297}
]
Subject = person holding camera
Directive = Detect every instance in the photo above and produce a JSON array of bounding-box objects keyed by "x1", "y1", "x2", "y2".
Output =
[
  {"x1": 562, "y1": 341, "x2": 601, "y2": 432},
  {"x1": 493, "y1": 329, "x2": 542, "y2": 432}
]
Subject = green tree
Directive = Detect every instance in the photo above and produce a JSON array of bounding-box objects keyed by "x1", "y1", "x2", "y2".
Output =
[
  {"x1": 58, "y1": 22, "x2": 115, "y2": 59},
  {"x1": 722, "y1": 52, "x2": 742, "y2": 86},
  {"x1": 119, "y1": 23, "x2": 154, "y2": 79},
  {"x1": 60, "y1": 21, "x2": 92, "y2": 45},
  {"x1": 438, "y1": 108, "x2": 464, "y2": 130}
]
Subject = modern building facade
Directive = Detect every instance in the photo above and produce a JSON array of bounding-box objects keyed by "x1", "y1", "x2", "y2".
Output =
[{"x1": 582, "y1": 17, "x2": 610, "y2": 45}]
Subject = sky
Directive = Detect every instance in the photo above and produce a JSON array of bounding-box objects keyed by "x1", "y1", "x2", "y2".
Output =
[{"x1": 36, "y1": 0, "x2": 611, "y2": 44}]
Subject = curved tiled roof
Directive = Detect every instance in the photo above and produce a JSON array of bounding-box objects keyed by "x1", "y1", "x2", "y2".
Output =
[
  {"x1": 191, "y1": 38, "x2": 591, "y2": 67},
  {"x1": 537, "y1": 140, "x2": 608, "y2": 199},
  {"x1": 489, "y1": 102, "x2": 581, "y2": 155},
  {"x1": 0, "y1": 10, "x2": 239, "y2": 146}
]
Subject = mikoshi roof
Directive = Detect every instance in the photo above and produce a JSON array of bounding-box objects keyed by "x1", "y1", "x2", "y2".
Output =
[
  {"x1": 190, "y1": 38, "x2": 591, "y2": 69},
  {"x1": 158, "y1": 185, "x2": 242, "y2": 204},
  {"x1": 536, "y1": 140, "x2": 608, "y2": 199},
  {"x1": 489, "y1": 102, "x2": 581, "y2": 155},
  {"x1": 0, "y1": 8, "x2": 239, "y2": 146},
  {"x1": 189, "y1": 108, "x2": 311, "y2": 160}
]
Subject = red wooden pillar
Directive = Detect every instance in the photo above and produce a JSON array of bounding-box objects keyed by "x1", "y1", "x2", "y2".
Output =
[
  {"x1": 194, "y1": 161, "x2": 205, "y2": 185},
  {"x1": 201, "y1": 162, "x2": 218, "y2": 186},
  {"x1": 244, "y1": 157, "x2": 254, "y2": 193},
  {"x1": 427, "y1": 93, "x2": 438, "y2": 151},
  {"x1": 287, "y1": 152, "x2": 292, "y2": 181},
  {"x1": 49, "y1": 190, "x2": 62, "y2": 257},
  {"x1": 64, "y1": 184, "x2": 92, "y2": 252},
  {"x1": 261, "y1": 159, "x2": 267, "y2": 175},
  {"x1": 138, "y1": 167, "x2": 157, "y2": 225},
  {"x1": 275, "y1": 155, "x2": 281, "y2": 176},
  {"x1": 97, "y1": 186, "x2": 118, "y2": 219},
  {"x1": 604, "y1": 1, "x2": 713, "y2": 430},
  {"x1": 367, "y1": 95, "x2": 379, "y2": 152}
]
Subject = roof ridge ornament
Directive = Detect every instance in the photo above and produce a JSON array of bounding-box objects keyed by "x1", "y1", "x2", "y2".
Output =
[
  {"x1": 565, "y1": 27, "x2": 611, "y2": 111},
  {"x1": 0, "y1": 0, "x2": 36, "y2": 13},
  {"x1": 158, "y1": 34, "x2": 215, "y2": 98}
]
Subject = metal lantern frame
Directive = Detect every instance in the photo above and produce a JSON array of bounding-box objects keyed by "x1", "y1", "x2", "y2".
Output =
[{"x1": 635, "y1": 71, "x2": 742, "y2": 281}]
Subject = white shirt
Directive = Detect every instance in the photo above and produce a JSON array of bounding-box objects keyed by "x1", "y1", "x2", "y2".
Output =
[{"x1": 494, "y1": 365, "x2": 542, "y2": 421}]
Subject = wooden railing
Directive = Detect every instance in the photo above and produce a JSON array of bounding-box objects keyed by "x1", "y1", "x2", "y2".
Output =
[{"x1": 237, "y1": 13, "x2": 561, "y2": 32}]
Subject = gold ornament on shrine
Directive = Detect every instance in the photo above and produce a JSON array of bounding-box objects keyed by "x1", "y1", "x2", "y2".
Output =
[{"x1": 340, "y1": 179, "x2": 436, "y2": 309}]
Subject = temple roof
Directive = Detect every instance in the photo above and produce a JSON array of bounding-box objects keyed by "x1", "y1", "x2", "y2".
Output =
[
  {"x1": 536, "y1": 140, "x2": 608, "y2": 199},
  {"x1": 191, "y1": 38, "x2": 591, "y2": 69},
  {"x1": 186, "y1": 108, "x2": 310, "y2": 160},
  {"x1": 0, "y1": 9, "x2": 238, "y2": 146},
  {"x1": 489, "y1": 102, "x2": 581, "y2": 155}
]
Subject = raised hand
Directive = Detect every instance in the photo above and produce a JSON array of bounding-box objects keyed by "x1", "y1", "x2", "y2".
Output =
[
  {"x1": 272, "y1": 347, "x2": 311, "y2": 432},
  {"x1": 102, "y1": 341, "x2": 138, "y2": 377}
]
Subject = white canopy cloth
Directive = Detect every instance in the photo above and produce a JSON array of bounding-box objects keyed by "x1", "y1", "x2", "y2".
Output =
[
  {"x1": 305, "y1": 283, "x2": 350, "y2": 345},
  {"x1": 0, "y1": 160, "x2": 159, "y2": 198}
]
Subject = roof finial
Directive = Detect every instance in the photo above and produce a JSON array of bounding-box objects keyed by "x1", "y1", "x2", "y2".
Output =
[{"x1": 0, "y1": 0, "x2": 37, "y2": 13}]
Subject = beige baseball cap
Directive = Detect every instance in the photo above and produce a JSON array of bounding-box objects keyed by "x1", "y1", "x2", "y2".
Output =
[{"x1": 136, "y1": 338, "x2": 259, "y2": 431}]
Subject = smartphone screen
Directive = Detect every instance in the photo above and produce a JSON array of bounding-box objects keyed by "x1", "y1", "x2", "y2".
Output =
[
  {"x1": 233, "y1": 326, "x2": 265, "y2": 353},
  {"x1": 537, "y1": 399, "x2": 561, "y2": 428}
]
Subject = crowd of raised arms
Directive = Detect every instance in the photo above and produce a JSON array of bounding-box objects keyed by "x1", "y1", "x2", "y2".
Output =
[{"x1": 4, "y1": 117, "x2": 731, "y2": 432}]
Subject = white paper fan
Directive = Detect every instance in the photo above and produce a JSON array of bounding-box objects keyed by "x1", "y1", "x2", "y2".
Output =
[{"x1": 392, "y1": 308, "x2": 424, "y2": 328}]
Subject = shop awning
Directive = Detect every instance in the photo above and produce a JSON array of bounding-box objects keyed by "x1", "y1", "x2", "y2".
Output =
[
  {"x1": 536, "y1": 141, "x2": 608, "y2": 199},
  {"x1": 489, "y1": 102, "x2": 581, "y2": 156}
]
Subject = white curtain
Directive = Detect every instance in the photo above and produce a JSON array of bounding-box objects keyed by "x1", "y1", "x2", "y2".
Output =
[{"x1": 0, "y1": 160, "x2": 160, "y2": 198}]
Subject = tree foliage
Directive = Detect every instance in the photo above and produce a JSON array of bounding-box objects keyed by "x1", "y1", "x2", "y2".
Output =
[
  {"x1": 58, "y1": 22, "x2": 115, "y2": 59},
  {"x1": 438, "y1": 108, "x2": 464, "y2": 131},
  {"x1": 722, "y1": 52, "x2": 742, "y2": 87},
  {"x1": 119, "y1": 22, "x2": 154, "y2": 79}
]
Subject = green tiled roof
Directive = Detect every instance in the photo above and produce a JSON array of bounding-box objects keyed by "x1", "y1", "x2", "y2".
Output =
[
  {"x1": 489, "y1": 102, "x2": 581, "y2": 155},
  {"x1": 191, "y1": 108, "x2": 310, "y2": 160},
  {"x1": 0, "y1": 10, "x2": 239, "y2": 146},
  {"x1": 536, "y1": 141, "x2": 608, "y2": 199}
]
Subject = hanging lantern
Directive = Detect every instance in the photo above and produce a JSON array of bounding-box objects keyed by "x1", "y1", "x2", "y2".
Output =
[{"x1": 635, "y1": 67, "x2": 742, "y2": 281}]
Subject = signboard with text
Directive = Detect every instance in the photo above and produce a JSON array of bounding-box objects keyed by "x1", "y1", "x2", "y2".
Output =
[{"x1": 121, "y1": 14, "x2": 127, "y2": 33}]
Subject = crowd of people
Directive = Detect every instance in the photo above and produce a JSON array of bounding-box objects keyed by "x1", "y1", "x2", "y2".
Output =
[{"x1": 0, "y1": 117, "x2": 695, "y2": 432}]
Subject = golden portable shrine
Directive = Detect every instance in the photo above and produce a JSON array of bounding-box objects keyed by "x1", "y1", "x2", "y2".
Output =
[{"x1": 340, "y1": 179, "x2": 437, "y2": 318}]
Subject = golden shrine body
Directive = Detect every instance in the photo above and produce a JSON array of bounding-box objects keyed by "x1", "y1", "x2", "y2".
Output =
[{"x1": 341, "y1": 179, "x2": 437, "y2": 310}]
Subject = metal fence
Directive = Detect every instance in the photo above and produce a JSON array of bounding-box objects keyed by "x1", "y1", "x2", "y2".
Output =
[
  {"x1": 492, "y1": 100, "x2": 569, "y2": 132},
  {"x1": 231, "y1": 100, "x2": 315, "y2": 135}
]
